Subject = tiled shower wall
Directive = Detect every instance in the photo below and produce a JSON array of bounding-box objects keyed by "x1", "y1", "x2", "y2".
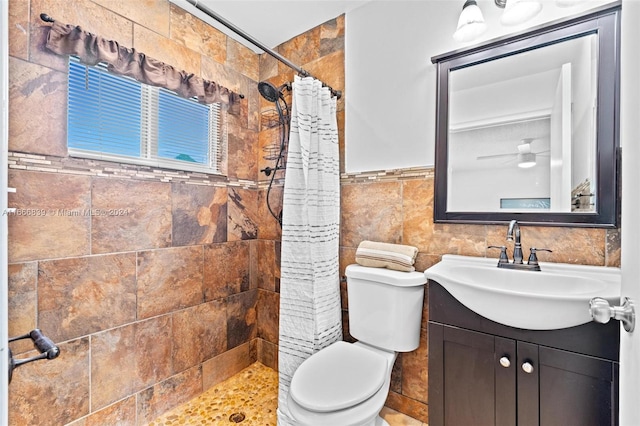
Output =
[
  {"x1": 7, "y1": 0, "x2": 273, "y2": 424},
  {"x1": 7, "y1": 1, "x2": 621, "y2": 425}
]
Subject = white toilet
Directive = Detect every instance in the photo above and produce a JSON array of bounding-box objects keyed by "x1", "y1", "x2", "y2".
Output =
[{"x1": 286, "y1": 264, "x2": 427, "y2": 426}]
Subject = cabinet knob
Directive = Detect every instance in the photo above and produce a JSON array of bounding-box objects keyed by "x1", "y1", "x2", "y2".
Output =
[
  {"x1": 522, "y1": 362, "x2": 534, "y2": 374},
  {"x1": 499, "y1": 356, "x2": 511, "y2": 368}
]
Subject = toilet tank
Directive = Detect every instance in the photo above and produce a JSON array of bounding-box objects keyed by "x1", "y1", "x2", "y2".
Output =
[{"x1": 345, "y1": 264, "x2": 426, "y2": 352}]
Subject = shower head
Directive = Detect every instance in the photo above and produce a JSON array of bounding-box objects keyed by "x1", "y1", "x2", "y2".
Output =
[
  {"x1": 258, "y1": 82, "x2": 279, "y2": 102},
  {"x1": 258, "y1": 81, "x2": 290, "y2": 103}
]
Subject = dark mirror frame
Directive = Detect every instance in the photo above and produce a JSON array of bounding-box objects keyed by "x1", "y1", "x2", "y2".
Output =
[{"x1": 431, "y1": 3, "x2": 621, "y2": 228}]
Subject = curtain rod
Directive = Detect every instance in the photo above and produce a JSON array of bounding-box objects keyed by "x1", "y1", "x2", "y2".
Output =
[{"x1": 185, "y1": 0, "x2": 342, "y2": 99}]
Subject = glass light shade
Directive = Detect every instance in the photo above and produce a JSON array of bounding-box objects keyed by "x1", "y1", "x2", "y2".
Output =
[
  {"x1": 501, "y1": 0, "x2": 542, "y2": 25},
  {"x1": 518, "y1": 153, "x2": 537, "y2": 168},
  {"x1": 556, "y1": 0, "x2": 580, "y2": 7},
  {"x1": 453, "y1": 0, "x2": 487, "y2": 42}
]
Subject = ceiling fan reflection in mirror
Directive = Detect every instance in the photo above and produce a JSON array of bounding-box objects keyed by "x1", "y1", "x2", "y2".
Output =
[{"x1": 476, "y1": 138, "x2": 549, "y2": 168}]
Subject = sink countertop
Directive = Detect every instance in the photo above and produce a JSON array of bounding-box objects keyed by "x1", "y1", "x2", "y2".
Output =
[{"x1": 424, "y1": 254, "x2": 621, "y2": 330}]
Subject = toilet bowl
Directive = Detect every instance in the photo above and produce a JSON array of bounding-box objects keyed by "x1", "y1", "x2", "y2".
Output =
[
  {"x1": 287, "y1": 341, "x2": 396, "y2": 426},
  {"x1": 286, "y1": 264, "x2": 426, "y2": 426}
]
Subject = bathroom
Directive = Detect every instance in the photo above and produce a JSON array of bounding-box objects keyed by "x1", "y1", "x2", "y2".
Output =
[{"x1": 1, "y1": 0, "x2": 639, "y2": 425}]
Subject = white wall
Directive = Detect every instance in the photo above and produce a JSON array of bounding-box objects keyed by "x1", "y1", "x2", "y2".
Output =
[
  {"x1": 451, "y1": 69, "x2": 558, "y2": 127},
  {"x1": 570, "y1": 34, "x2": 597, "y2": 189},
  {"x1": 448, "y1": 118, "x2": 552, "y2": 211},
  {"x1": 449, "y1": 166, "x2": 551, "y2": 211},
  {"x1": 345, "y1": 0, "x2": 616, "y2": 173}
]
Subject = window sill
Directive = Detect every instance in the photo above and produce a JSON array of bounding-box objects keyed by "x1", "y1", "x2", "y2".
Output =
[{"x1": 68, "y1": 149, "x2": 224, "y2": 176}]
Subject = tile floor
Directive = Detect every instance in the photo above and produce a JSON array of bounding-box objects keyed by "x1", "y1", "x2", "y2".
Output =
[{"x1": 150, "y1": 362, "x2": 427, "y2": 426}]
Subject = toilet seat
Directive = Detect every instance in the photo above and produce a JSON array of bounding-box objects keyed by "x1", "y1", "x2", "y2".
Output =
[{"x1": 290, "y1": 341, "x2": 387, "y2": 412}]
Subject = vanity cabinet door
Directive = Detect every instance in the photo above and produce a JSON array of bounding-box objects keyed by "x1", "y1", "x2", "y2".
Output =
[
  {"x1": 429, "y1": 323, "x2": 516, "y2": 426},
  {"x1": 429, "y1": 323, "x2": 618, "y2": 426},
  {"x1": 516, "y1": 342, "x2": 539, "y2": 426},
  {"x1": 537, "y1": 346, "x2": 618, "y2": 426},
  {"x1": 429, "y1": 282, "x2": 619, "y2": 426}
]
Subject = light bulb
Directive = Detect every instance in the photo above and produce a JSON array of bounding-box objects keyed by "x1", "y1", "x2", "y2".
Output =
[
  {"x1": 453, "y1": 0, "x2": 487, "y2": 42},
  {"x1": 501, "y1": 0, "x2": 543, "y2": 26}
]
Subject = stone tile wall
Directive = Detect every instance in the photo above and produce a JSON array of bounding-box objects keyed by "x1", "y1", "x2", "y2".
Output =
[
  {"x1": 7, "y1": 1, "x2": 621, "y2": 424},
  {"x1": 6, "y1": 0, "x2": 268, "y2": 424}
]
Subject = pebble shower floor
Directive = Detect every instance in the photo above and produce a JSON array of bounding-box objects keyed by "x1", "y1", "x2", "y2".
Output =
[{"x1": 149, "y1": 362, "x2": 427, "y2": 425}]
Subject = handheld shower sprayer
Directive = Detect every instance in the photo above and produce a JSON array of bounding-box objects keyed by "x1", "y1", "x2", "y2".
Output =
[
  {"x1": 258, "y1": 81, "x2": 291, "y2": 103},
  {"x1": 258, "y1": 80, "x2": 292, "y2": 228}
]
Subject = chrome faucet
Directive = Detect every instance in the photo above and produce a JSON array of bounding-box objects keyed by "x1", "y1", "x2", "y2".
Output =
[
  {"x1": 487, "y1": 220, "x2": 553, "y2": 271},
  {"x1": 506, "y1": 219, "x2": 524, "y2": 264}
]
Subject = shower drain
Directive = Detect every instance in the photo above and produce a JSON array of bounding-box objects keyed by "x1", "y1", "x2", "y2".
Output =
[{"x1": 229, "y1": 412, "x2": 246, "y2": 423}]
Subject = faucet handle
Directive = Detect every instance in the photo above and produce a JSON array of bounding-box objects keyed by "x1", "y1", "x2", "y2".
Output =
[
  {"x1": 488, "y1": 245, "x2": 509, "y2": 264},
  {"x1": 527, "y1": 247, "x2": 552, "y2": 266}
]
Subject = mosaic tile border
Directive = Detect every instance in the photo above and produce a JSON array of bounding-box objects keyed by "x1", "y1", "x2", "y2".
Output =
[
  {"x1": 9, "y1": 151, "x2": 434, "y2": 190},
  {"x1": 341, "y1": 166, "x2": 434, "y2": 183},
  {"x1": 8, "y1": 151, "x2": 257, "y2": 189}
]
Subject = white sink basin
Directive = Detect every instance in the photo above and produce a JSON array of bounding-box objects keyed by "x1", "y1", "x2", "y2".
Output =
[{"x1": 424, "y1": 254, "x2": 621, "y2": 330}]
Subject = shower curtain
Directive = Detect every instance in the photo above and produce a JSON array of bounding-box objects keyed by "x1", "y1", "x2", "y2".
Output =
[{"x1": 277, "y1": 75, "x2": 342, "y2": 425}]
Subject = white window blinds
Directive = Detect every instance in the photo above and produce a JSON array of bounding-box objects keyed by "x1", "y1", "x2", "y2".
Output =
[{"x1": 67, "y1": 57, "x2": 225, "y2": 174}]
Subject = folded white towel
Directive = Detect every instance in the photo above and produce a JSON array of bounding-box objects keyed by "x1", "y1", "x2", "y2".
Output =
[{"x1": 355, "y1": 240, "x2": 419, "y2": 272}]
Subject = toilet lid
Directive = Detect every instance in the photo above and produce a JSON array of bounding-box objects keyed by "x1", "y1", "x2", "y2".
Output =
[{"x1": 290, "y1": 341, "x2": 387, "y2": 412}]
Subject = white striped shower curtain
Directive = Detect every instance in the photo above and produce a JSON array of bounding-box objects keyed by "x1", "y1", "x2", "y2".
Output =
[{"x1": 277, "y1": 75, "x2": 342, "y2": 425}]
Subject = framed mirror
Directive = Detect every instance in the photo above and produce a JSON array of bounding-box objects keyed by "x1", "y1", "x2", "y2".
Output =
[{"x1": 431, "y1": 4, "x2": 620, "y2": 227}]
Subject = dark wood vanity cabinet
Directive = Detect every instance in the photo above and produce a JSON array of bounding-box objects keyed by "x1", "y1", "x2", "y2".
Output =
[{"x1": 428, "y1": 282, "x2": 619, "y2": 426}]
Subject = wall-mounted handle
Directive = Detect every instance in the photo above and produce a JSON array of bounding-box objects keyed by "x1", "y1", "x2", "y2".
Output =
[
  {"x1": 522, "y1": 361, "x2": 534, "y2": 374},
  {"x1": 590, "y1": 297, "x2": 635, "y2": 332},
  {"x1": 8, "y1": 329, "x2": 60, "y2": 384},
  {"x1": 499, "y1": 356, "x2": 511, "y2": 368}
]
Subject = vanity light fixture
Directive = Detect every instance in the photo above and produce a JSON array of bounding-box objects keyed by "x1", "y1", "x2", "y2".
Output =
[
  {"x1": 499, "y1": 0, "x2": 543, "y2": 26},
  {"x1": 453, "y1": 0, "x2": 543, "y2": 42},
  {"x1": 517, "y1": 152, "x2": 537, "y2": 168},
  {"x1": 453, "y1": 0, "x2": 488, "y2": 42},
  {"x1": 556, "y1": 0, "x2": 581, "y2": 7}
]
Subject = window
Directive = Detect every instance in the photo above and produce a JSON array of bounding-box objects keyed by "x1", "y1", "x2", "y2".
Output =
[{"x1": 67, "y1": 57, "x2": 225, "y2": 174}]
